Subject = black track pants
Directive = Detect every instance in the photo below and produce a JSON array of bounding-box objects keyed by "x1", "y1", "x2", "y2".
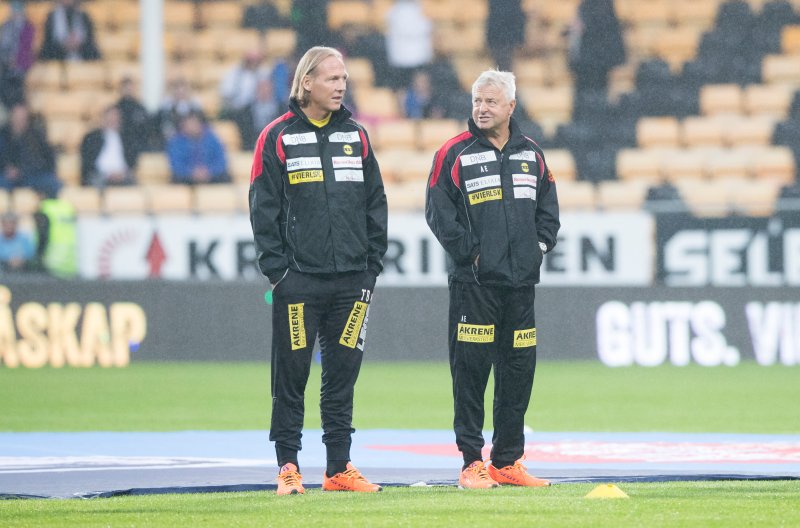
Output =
[
  {"x1": 269, "y1": 270, "x2": 375, "y2": 464},
  {"x1": 448, "y1": 280, "x2": 538, "y2": 467}
]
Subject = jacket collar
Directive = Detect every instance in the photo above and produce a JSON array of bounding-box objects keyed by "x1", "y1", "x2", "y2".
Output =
[
  {"x1": 289, "y1": 98, "x2": 352, "y2": 128},
  {"x1": 467, "y1": 116, "x2": 527, "y2": 151}
]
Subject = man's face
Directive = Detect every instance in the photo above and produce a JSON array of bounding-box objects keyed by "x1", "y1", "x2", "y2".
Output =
[
  {"x1": 471, "y1": 84, "x2": 515, "y2": 135},
  {"x1": 303, "y1": 56, "x2": 348, "y2": 117}
]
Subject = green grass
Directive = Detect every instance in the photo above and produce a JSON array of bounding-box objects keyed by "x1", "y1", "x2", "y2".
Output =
[
  {"x1": 0, "y1": 361, "x2": 797, "y2": 433},
  {"x1": 2, "y1": 481, "x2": 799, "y2": 528}
]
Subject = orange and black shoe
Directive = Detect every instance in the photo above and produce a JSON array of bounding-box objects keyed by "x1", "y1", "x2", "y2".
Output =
[
  {"x1": 322, "y1": 463, "x2": 382, "y2": 492},
  {"x1": 487, "y1": 459, "x2": 550, "y2": 487},
  {"x1": 458, "y1": 461, "x2": 499, "y2": 489},
  {"x1": 276, "y1": 463, "x2": 305, "y2": 495}
]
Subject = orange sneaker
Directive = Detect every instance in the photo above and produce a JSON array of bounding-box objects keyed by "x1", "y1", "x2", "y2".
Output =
[
  {"x1": 276, "y1": 463, "x2": 305, "y2": 495},
  {"x1": 322, "y1": 463, "x2": 382, "y2": 492},
  {"x1": 487, "y1": 459, "x2": 550, "y2": 487},
  {"x1": 458, "y1": 461, "x2": 499, "y2": 489}
]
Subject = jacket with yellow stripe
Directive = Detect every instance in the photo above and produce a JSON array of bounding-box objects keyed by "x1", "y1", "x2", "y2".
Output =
[
  {"x1": 249, "y1": 99, "x2": 388, "y2": 283},
  {"x1": 425, "y1": 117, "x2": 560, "y2": 286}
]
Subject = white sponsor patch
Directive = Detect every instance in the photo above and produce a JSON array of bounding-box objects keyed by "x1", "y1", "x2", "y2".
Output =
[
  {"x1": 513, "y1": 174, "x2": 537, "y2": 188},
  {"x1": 282, "y1": 132, "x2": 317, "y2": 146},
  {"x1": 332, "y1": 156, "x2": 363, "y2": 169},
  {"x1": 286, "y1": 157, "x2": 322, "y2": 171},
  {"x1": 465, "y1": 175, "x2": 501, "y2": 192},
  {"x1": 460, "y1": 150, "x2": 497, "y2": 167},
  {"x1": 514, "y1": 186, "x2": 536, "y2": 200},
  {"x1": 509, "y1": 151, "x2": 537, "y2": 161},
  {"x1": 335, "y1": 169, "x2": 364, "y2": 182},
  {"x1": 328, "y1": 131, "x2": 360, "y2": 143}
]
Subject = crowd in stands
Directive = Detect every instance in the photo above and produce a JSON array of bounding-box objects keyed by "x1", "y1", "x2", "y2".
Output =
[{"x1": 2, "y1": 0, "x2": 800, "y2": 276}]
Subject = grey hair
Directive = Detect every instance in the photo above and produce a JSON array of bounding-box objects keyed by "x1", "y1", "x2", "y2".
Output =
[{"x1": 472, "y1": 70, "x2": 516, "y2": 101}]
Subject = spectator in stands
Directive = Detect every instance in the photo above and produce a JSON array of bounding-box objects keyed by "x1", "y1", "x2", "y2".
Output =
[
  {"x1": 0, "y1": 103, "x2": 61, "y2": 196},
  {"x1": 485, "y1": 0, "x2": 526, "y2": 71},
  {"x1": 566, "y1": 0, "x2": 625, "y2": 108},
  {"x1": 39, "y1": 0, "x2": 101, "y2": 61},
  {"x1": 239, "y1": 77, "x2": 280, "y2": 149},
  {"x1": 385, "y1": 0, "x2": 433, "y2": 90},
  {"x1": 242, "y1": 0, "x2": 289, "y2": 32},
  {"x1": 80, "y1": 106, "x2": 138, "y2": 187},
  {"x1": 115, "y1": 76, "x2": 156, "y2": 153},
  {"x1": 167, "y1": 111, "x2": 229, "y2": 185},
  {"x1": 291, "y1": 0, "x2": 332, "y2": 52},
  {"x1": 33, "y1": 187, "x2": 78, "y2": 278},
  {"x1": 0, "y1": 1, "x2": 36, "y2": 106},
  {"x1": 219, "y1": 49, "x2": 270, "y2": 120},
  {"x1": 157, "y1": 77, "x2": 205, "y2": 146},
  {"x1": 0, "y1": 212, "x2": 35, "y2": 273},
  {"x1": 403, "y1": 70, "x2": 444, "y2": 119}
]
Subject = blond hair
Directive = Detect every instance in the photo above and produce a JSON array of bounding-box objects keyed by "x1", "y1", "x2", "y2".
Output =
[{"x1": 290, "y1": 46, "x2": 344, "y2": 107}]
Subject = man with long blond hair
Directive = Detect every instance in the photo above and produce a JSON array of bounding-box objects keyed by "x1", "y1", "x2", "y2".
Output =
[{"x1": 249, "y1": 46, "x2": 387, "y2": 495}]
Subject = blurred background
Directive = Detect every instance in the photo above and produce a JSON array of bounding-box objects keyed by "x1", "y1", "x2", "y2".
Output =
[{"x1": 1, "y1": 0, "x2": 799, "y2": 369}]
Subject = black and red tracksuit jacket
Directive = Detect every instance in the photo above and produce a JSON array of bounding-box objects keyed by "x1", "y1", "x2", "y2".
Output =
[
  {"x1": 249, "y1": 99, "x2": 388, "y2": 283},
  {"x1": 425, "y1": 117, "x2": 560, "y2": 286}
]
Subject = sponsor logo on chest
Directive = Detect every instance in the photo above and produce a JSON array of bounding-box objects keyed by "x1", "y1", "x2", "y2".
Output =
[
  {"x1": 460, "y1": 150, "x2": 497, "y2": 167},
  {"x1": 468, "y1": 188, "x2": 503, "y2": 205},
  {"x1": 283, "y1": 132, "x2": 317, "y2": 146},
  {"x1": 465, "y1": 175, "x2": 501, "y2": 192},
  {"x1": 328, "y1": 131, "x2": 361, "y2": 143}
]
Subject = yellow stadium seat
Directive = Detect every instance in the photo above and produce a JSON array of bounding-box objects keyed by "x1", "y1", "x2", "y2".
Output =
[
  {"x1": 781, "y1": 25, "x2": 800, "y2": 54},
  {"x1": 235, "y1": 182, "x2": 251, "y2": 212},
  {"x1": 106, "y1": 0, "x2": 141, "y2": 30},
  {"x1": 699, "y1": 84, "x2": 743, "y2": 116},
  {"x1": 355, "y1": 88, "x2": 401, "y2": 119},
  {"x1": 264, "y1": 28, "x2": 297, "y2": 59},
  {"x1": 212, "y1": 120, "x2": 242, "y2": 153},
  {"x1": 56, "y1": 152, "x2": 81, "y2": 186},
  {"x1": 103, "y1": 187, "x2": 148, "y2": 215},
  {"x1": 384, "y1": 180, "x2": 426, "y2": 211},
  {"x1": 392, "y1": 151, "x2": 436, "y2": 182},
  {"x1": 729, "y1": 179, "x2": 781, "y2": 217},
  {"x1": 514, "y1": 58, "x2": 547, "y2": 88},
  {"x1": 616, "y1": 148, "x2": 663, "y2": 182},
  {"x1": 26, "y1": 62, "x2": 66, "y2": 91},
  {"x1": 97, "y1": 31, "x2": 138, "y2": 61},
  {"x1": 377, "y1": 148, "x2": 421, "y2": 182},
  {"x1": 744, "y1": 84, "x2": 793, "y2": 118},
  {"x1": 752, "y1": 146, "x2": 796, "y2": 183},
  {"x1": 417, "y1": 119, "x2": 461, "y2": 151},
  {"x1": 453, "y1": 0, "x2": 489, "y2": 24},
  {"x1": 163, "y1": 2, "x2": 196, "y2": 30},
  {"x1": 762, "y1": 54, "x2": 800, "y2": 85},
  {"x1": 556, "y1": 180, "x2": 596, "y2": 211},
  {"x1": 706, "y1": 149, "x2": 751, "y2": 180},
  {"x1": 422, "y1": 0, "x2": 457, "y2": 22},
  {"x1": 452, "y1": 56, "x2": 494, "y2": 92},
  {"x1": 328, "y1": 1, "x2": 371, "y2": 29},
  {"x1": 374, "y1": 120, "x2": 416, "y2": 150},
  {"x1": 194, "y1": 183, "x2": 240, "y2": 214},
  {"x1": 346, "y1": 58, "x2": 375, "y2": 88},
  {"x1": 674, "y1": 179, "x2": 730, "y2": 217},
  {"x1": 217, "y1": 30, "x2": 263, "y2": 62},
  {"x1": 136, "y1": 153, "x2": 171, "y2": 185},
  {"x1": 682, "y1": 116, "x2": 725, "y2": 147},
  {"x1": 11, "y1": 188, "x2": 40, "y2": 215},
  {"x1": 661, "y1": 147, "x2": 709, "y2": 181},
  {"x1": 107, "y1": 61, "x2": 141, "y2": 87},
  {"x1": 199, "y1": 1, "x2": 242, "y2": 28},
  {"x1": 64, "y1": 62, "x2": 108, "y2": 90},
  {"x1": 518, "y1": 86, "x2": 573, "y2": 127},
  {"x1": 724, "y1": 116, "x2": 775, "y2": 147},
  {"x1": 543, "y1": 149, "x2": 576, "y2": 181},
  {"x1": 146, "y1": 184, "x2": 194, "y2": 213},
  {"x1": 60, "y1": 186, "x2": 101, "y2": 214},
  {"x1": 47, "y1": 119, "x2": 86, "y2": 155},
  {"x1": 230, "y1": 150, "x2": 256, "y2": 184},
  {"x1": 669, "y1": 0, "x2": 719, "y2": 27},
  {"x1": 637, "y1": 116, "x2": 681, "y2": 148},
  {"x1": 654, "y1": 26, "x2": 701, "y2": 69},
  {"x1": 0, "y1": 189, "x2": 9, "y2": 213},
  {"x1": 596, "y1": 179, "x2": 650, "y2": 211}
]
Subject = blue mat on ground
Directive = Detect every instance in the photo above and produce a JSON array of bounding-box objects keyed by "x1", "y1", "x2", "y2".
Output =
[{"x1": 1, "y1": 431, "x2": 798, "y2": 498}]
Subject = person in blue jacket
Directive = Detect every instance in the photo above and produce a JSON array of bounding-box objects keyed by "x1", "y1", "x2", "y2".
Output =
[{"x1": 167, "y1": 111, "x2": 230, "y2": 184}]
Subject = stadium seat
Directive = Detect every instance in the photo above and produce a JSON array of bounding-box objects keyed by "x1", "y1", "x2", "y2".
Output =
[
  {"x1": 26, "y1": 62, "x2": 66, "y2": 91},
  {"x1": 146, "y1": 184, "x2": 194, "y2": 213},
  {"x1": 751, "y1": 146, "x2": 796, "y2": 183},
  {"x1": 556, "y1": 180, "x2": 595, "y2": 210},
  {"x1": 706, "y1": 149, "x2": 751, "y2": 180},
  {"x1": 211, "y1": 120, "x2": 242, "y2": 153},
  {"x1": 392, "y1": 151, "x2": 435, "y2": 182},
  {"x1": 97, "y1": 31, "x2": 138, "y2": 61},
  {"x1": 699, "y1": 84, "x2": 743, "y2": 116},
  {"x1": 544, "y1": 149, "x2": 577, "y2": 181},
  {"x1": 669, "y1": 0, "x2": 719, "y2": 27},
  {"x1": 674, "y1": 179, "x2": 730, "y2": 217},
  {"x1": 629, "y1": 0, "x2": 671, "y2": 27},
  {"x1": 47, "y1": 118, "x2": 86, "y2": 155},
  {"x1": 729, "y1": 178, "x2": 781, "y2": 217},
  {"x1": 264, "y1": 28, "x2": 298, "y2": 59},
  {"x1": 230, "y1": 150, "x2": 256, "y2": 184},
  {"x1": 65, "y1": 62, "x2": 109, "y2": 90},
  {"x1": 355, "y1": 88, "x2": 401, "y2": 120},
  {"x1": 616, "y1": 148, "x2": 662, "y2": 182},
  {"x1": 681, "y1": 116, "x2": 725, "y2": 147},
  {"x1": 744, "y1": 84, "x2": 793, "y2": 118},
  {"x1": 194, "y1": 183, "x2": 240, "y2": 214},
  {"x1": 235, "y1": 182, "x2": 250, "y2": 212},
  {"x1": 346, "y1": 58, "x2": 376, "y2": 89},
  {"x1": 136, "y1": 153, "x2": 171, "y2": 185},
  {"x1": 417, "y1": 119, "x2": 461, "y2": 151},
  {"x1": 513, "y1": 58, "x2": 547, "y2": 88},
  {"x1": 104, "y1": 0, "x2": 141, "y2": 31},
  {"x1": 107, "y1": 61, "x2": 141, "y2": 88},
  {"x1": 661, "y1": 148, "x2": 709, "y2": 181},
  {"x1": 0, "y1": 189, "x2": 9, "y2": 213},
  {"x1": 637, "y1": 116, "x2": 681, "y2": 148},
  {"x1": 60, "y1": 186, "x2": 101, "y2": 215},
  {"x1": 374, "y1": 120, "x2": 417, "y2": 151},
  {"x1": 384, "y1": 181, "x2": 426, "y2": 211},
  {"x1": 596, "y1": 179, "x2": 650, "y2": 211},
  {"x1": 534, "y1": 0, "x2": 579, "y2": 25},
  {"x1": 103, "y1": 187, "x2": 148, "y2": 215},
  {"x1": 56, "y1": 152, "x2": 81, "y2": 186},
  {"x1": 163, "y1": 2, "x2": 196, "y2": 30},
  {"x1": 762, "y1": 54, "x2": 800, "y2": 85},
  {"x1": 781, "y1": 25, "x2": 800, "y2": 54},
  {"x1": 328, "y1": 1, "x2": 372, "y2": 30},
  {"x1": 452, "y1": 56, "x2": 493, "y2": 92},
  {"x1": 723, "y1": 116, "x2": 775, "y2": 147},
  {"x1": 217, "y1": 30, "x2": 262, "y2": 62},
  {"x1": 653, "y1": 26, "x2": 701, "y2": 70},
  {"x1": 518, "y1": 86, "x2": 573, "y2": 128},
  {"x1": 11, "y1": 188, "x2": 39, "y2": 215},
  {"x1": 32, "y1": 90, "x2": 89, "y2": 120},
  {"x1": 199, "y1": 1, "x2": 242, "y2": 28},
  {"x1": 453, "y1": 0, "x2": 489, "y2": 24}
]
